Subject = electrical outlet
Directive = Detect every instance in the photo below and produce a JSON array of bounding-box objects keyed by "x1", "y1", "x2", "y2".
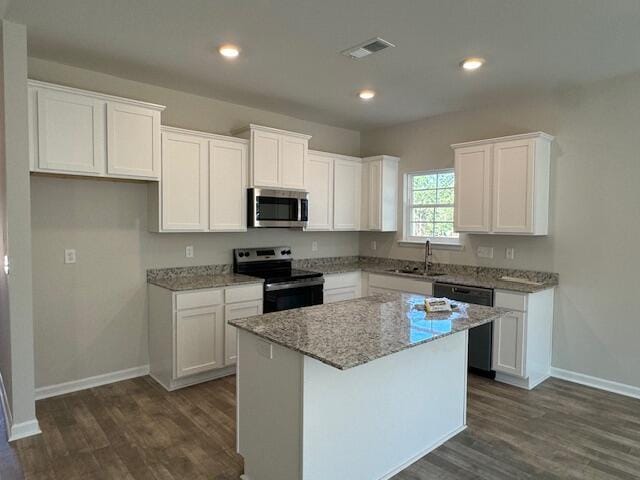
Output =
[
  {"x1": 506, "y1": 248, "x2": 515, "y2": 260},
  {"x1": 371, "y1": 240, "x2": 377, "y2": 251},
  {"x1": 64, "y1": 249, "x2": 76, "y2": 264},
  {"x1": 311, "y1": 241, "x2": 318, "y2": 252},
  {"x1": 185, "y1": 246, "x2": 194, "y2": 258},
  {"x1": 476, "y1": 246, "x2": 494, "y2": 259}
]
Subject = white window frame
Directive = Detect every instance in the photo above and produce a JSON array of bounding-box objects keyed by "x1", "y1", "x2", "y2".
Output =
[{"x1": 402, "y1": 168, "x2": 462, "y2": 246}]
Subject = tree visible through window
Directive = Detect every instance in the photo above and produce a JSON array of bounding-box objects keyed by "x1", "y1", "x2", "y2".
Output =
[{"x1": 405, "y1": 169, "x2": 459, "y2": 243}]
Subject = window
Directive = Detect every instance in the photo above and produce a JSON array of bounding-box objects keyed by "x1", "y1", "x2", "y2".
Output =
[{"x1": 404, "y1": 169, "x2": 459, "y2": 244}]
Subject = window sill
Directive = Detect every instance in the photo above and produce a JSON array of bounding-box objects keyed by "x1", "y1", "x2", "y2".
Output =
[{"x1": 397, "y1": 240, "x2": 465, "y2": 251}]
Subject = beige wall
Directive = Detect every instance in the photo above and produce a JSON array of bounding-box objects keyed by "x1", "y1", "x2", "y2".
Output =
[
  {"x1": 29, "y1": 58, "x2": 360, "y2": 388},
  {"x1": 1, "y1": 20, "x2": 37, "y2": 429},
  {"x1": 360, "y1": 72, "x2": 640, "y2": 388}
]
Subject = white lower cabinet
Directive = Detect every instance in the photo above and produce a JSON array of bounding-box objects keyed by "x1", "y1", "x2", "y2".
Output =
[
  {"x1": 224, "y1": 300, "x2": 262, "y2": 365},
  {"x1": 368, "y1": 273, "x2": 433, "y2": 296},
  {"x1": 323, "y1": 272, "x2": 362, "y2": 303},
  {"x1": 176, "y1": 305, "x2": 224, "y2": 378},
  {"x1": 148, "y1": 283, "x2": 262, "y2": 390},
  {"x1": 492, "y1": 288, "x2": 555, "y2": 390},
  {"x1": 492, "y1": 310, "x2": 524, "y2": 377}
]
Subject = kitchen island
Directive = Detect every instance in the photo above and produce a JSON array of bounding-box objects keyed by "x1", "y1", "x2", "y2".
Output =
[{"x1": 230, "y1": 293, "x2": 511, "y2": 480}]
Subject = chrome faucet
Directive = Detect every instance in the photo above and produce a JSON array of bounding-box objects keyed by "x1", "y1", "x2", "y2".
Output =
[{"x1": 424, "y1": 240, "x2": 433, "y2": 274}]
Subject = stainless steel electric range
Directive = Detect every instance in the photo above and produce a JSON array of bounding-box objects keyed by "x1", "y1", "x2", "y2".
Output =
[{"x1": 233, "y1": 246, "x2": 324, "y2": 313}]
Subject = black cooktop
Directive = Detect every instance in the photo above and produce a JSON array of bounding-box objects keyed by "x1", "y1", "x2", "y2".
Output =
[{"x1": 256, "y1": 268, "x2": 323, "y2": 284}]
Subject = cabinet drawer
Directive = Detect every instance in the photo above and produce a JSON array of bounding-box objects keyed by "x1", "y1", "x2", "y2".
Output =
[
  {"x1": 368, "y1": 274, "x2": 432, "y2": 296},
  {"x1": 495, "y1": 291, "x2": 527, "y2": 312},
  {"x1": 324, "y1": 286, "x2": 358, "y2": 304},
  {"x1": 324, "y1": 271, "x2": 360, "y2": 290},
  {"x1": 176, "y1": 289, "x2": 223, "y2": 310},
  {"x1": 225, "y1": 284, "x2": 263, "y2": 304}
]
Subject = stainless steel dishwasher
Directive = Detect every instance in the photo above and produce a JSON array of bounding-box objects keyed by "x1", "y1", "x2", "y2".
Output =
[{"x1": 433, "y1": 282, "x2": 495, "y2": 379}]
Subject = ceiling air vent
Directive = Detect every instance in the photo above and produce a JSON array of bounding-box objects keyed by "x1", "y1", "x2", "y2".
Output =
[{"x1": 341, "y1": 37, "x2": 395, "y2": 60}]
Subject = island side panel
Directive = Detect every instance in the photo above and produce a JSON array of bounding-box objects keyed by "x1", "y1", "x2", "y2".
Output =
[
  {"x1": 301, "y1": 331, "x2": 469, "y2": 480},
  {"x1": 237, "y1": 330, "x2": 303, "y2": 480}
]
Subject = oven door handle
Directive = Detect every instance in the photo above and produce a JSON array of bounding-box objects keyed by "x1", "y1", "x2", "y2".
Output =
[{"x1": 264, "y1": 277, "x2": 325, "y2": 292}]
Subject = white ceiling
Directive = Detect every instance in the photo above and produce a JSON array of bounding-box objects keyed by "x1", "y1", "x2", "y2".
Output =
[{"x1": 5, "y1": 0, "x2": 640, "y2": 130}]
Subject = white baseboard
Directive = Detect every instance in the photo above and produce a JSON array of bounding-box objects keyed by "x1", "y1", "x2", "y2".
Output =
[
  {"x1": 495, "y1": 372, "x2": 550, "y2": 390},
  {"x1": 9, "y1": 419, "x2": 42, "y2": 442},
  {"x1": 550, "y1": 367, "x2": 640, "y2": 400},
  {"x1": 1, "y1": 371, "x2": 42, "y2": 441},
  {"x1": 35, "y1": 365, "x2": 150, "y2": 400},
  {"x1": 379, "y1": 425, "x2": 467, "y2": 480},
  {"x1": 149, "y1": 365, "x2": 236, "y2": 392}
]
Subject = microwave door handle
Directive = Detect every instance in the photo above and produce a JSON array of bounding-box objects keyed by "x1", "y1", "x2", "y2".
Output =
[{"x1": 298, "y1": 198, "x2": 302, "y2": 222}]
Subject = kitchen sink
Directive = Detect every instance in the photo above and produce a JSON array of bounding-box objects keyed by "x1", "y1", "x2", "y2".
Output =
[{"x1": 385, "y1": 268, "x2": 447, "y2": 277}]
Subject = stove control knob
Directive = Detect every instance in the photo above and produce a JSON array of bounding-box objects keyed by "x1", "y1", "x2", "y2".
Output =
[
  {"x1": 238, "y1": 252, "x2": 244, "y2": 257},
  {"x1": 244, "y1": 251, "x2": 251, "y2": 257},
  {"x1": 285, "y1": 249, "x2": 292, "y2": 255},
  {"x1": 281, "y1": 249, "x2": 287, "y2": 255}
]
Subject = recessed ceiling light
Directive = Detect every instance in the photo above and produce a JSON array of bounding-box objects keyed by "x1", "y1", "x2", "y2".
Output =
[
  {"x1": 219, "y1": 44, "x2": 240, "y2": 59},
  {"x1": 461, "y1": 57, "x2": 485, "y2": 71},
  {"x1": 358, "y1": 89, "x2": 376, "y2": 100}
]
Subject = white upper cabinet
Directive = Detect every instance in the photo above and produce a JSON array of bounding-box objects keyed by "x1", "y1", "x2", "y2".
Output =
[
  {"x1": 251, "y1": 128, "x2": 280, "y2": 187},
  {"x1": 280, "y1": 135, "x2": 307, "y2": 189},
  {"x1": 209, "y1": 138, "x2": 248, "y2": 232},
  {"x1": 361, "y1": 155, "x2": 399, "y2": 231},
  {"x1": 106, "y1": 102, "x2": 161, "y2": 179},
  {"x1": 150, "y1": 126, "x2": 248, "y2": 233},
  {"x1": 454, "y1": 144, "x2": 492, "y2": 232},
  {"x1": 159, "y1": 129, "x2": 208, "y2": 232},
  {"x1": 235, "y1": 124, "x2": 310, "y2": 189},
  {"x1": 28, "y1": 80, "x2": 165, "y2": 180},
  {"x1": 452, "y1": 132, "x2": 553, "y2": 235},
  {"x1": 31, "y1": 86, "x2": 106, "y2": 175},
  {"x1": 305, "y1": 151, "x2": 334, "y2": 231},
  {"x1": 333, "y1": 157, "x2": 362, "y2": 231}
]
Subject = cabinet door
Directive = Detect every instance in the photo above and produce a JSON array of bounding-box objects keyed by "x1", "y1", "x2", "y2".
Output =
[
  {"x1": 492, "y1": 139, "x2": 535, "y2": 234},
  {"x1": 210, "y1": 139, "x2": 247, "y2": 232},
  {"x1": 454, "y1": 144, "x2": 492, "y2": 232},
  {"x1": 492, "y1": 311, "x2": 525, "y2": 377},
  {"x1": 333, "y1": 159, "x2": 361, "y2": 230},
  {"x1": 107, "y1": 102, "x2": 161, "y2": 179},
  {"x1": 324, "y1": 286, "x2": 358, "y2": 304},
  {"x1": 251, "y1": 129, "x2": 280, "y2": 187},
  {"x1": 280, "y1": 136, "x2": 306, "y2": 189},
  {"x1": 367, "y1": 160, "x2": 382, "y2": 230},
  {"x1": 175, "y1": 305, "x2": 224, "y2": 378},
  {"x1": 36, "y1": 88, "x2": 106, "y2": 175},
  {"x1": 161, "y1": 132, "x2": 208, "y2": 231},
  {"x1": 224, "y1": 300, "x2": 262, "y2": 366},
  {"x1": 305, "y1": 153, "x2": 333, "y2": 230}
]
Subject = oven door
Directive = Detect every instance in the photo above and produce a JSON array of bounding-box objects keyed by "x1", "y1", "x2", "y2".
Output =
[
  {"x1": 248, "y1": 188, "x2": 308, "y2": 228},
  {"x1": 263, "y1": 279, "x2": 324, "y2": 313}
]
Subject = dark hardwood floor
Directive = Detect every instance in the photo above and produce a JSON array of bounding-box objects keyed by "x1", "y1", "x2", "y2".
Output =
[{"x1": 1, "y1": 374, "x2": 639, "y2": 479}]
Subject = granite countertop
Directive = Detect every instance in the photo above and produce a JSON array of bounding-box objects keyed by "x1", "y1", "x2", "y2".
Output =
[
  {"x1": 148, "y1": 273, "x2": 263, "y2": 291},
  {"x1": 305, "y1": 261, "x2": 557, "y2": 293},
  {"x1": 230, "y1": 292, "x2": 511, "y2": 370}
]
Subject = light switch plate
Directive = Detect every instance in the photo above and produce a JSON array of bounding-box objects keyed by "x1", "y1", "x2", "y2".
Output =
[
  {"x1": 506, "y1": 248, "x2": 515, "y2": 260},
  {"x1": 477, "y1": 246, "x2": 494, "y2": 259},
  {"x1": 311, "y1": 241, "x2": 318, "y2": 252},
  {"x1": 185, "y1": 246, "x2": 194, "y2": 258},
  {"x1": 64, "y1": 249, "x2": 76, "y2": 264}
]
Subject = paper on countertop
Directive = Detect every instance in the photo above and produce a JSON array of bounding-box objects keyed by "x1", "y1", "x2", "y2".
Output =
[{"x1": 425, "y1": 297, "x2": 452, "y2": 313}]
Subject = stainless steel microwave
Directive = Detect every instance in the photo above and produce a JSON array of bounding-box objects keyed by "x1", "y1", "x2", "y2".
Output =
[{"x1": 247, "y1": 188, "x2": 309, "y2": 228}]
